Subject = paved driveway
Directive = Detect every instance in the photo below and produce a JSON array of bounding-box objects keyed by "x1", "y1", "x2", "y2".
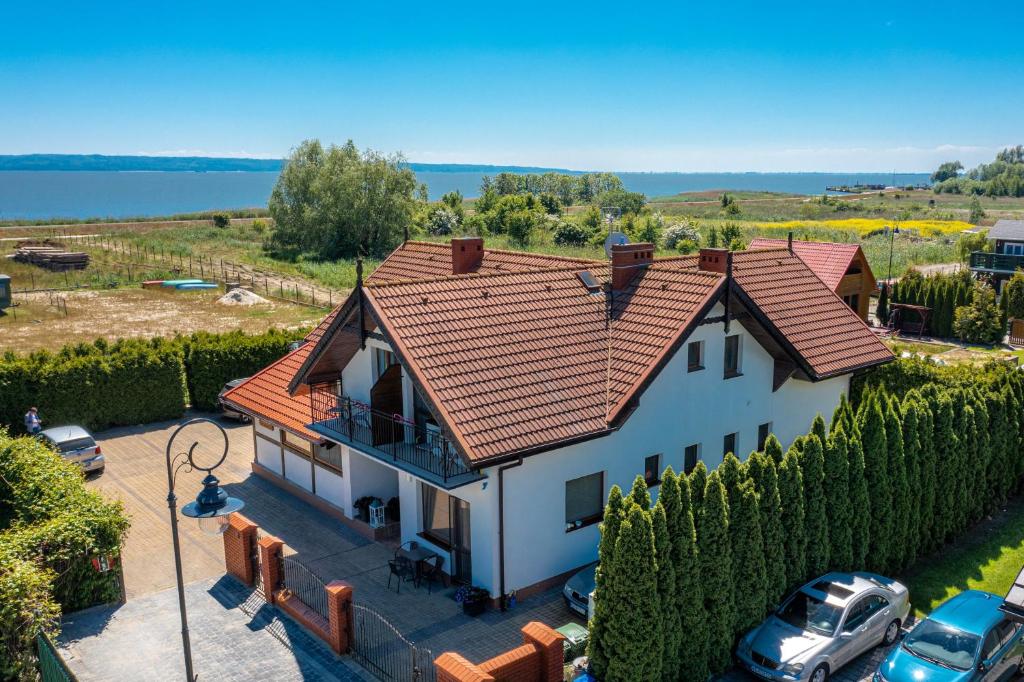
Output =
[{"x1": 87, "y1": 414, "x2": 582, "y2": 666}]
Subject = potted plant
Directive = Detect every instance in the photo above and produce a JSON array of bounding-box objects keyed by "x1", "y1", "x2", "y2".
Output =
[{"x1": 454, "y1": 585, "x2": 489, "y2": 616}]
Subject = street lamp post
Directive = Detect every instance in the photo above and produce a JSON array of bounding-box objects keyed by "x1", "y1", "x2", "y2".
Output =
[
  {"x1": 164, "y1": 418, "x2": 245, "y2": 682},
  {"x1": 886, "y1": 223, "x2": 901, "y2": 283}
]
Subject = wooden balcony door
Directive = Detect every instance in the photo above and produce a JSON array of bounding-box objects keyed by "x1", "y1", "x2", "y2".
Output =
[{"x1": 370, "y1": 364, "x2": 403, "y2": 446}]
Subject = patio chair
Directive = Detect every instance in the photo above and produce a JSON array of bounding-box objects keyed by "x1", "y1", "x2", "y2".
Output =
[
  {"x1": 387, "y1": 557, "x2": 415, "y2": 593},
  {"x1": 417, "y1": 555, "x2": 446, "y2": 594}
]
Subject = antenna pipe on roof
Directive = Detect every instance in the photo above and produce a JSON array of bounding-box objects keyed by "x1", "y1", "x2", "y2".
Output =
[
  {"x1": 403, "y1": 224, "x2": 409, "y2": 243},
  {"x1": 788, "y1": 231, "x2": 793, "y2": 252},
  {"x1": 356, "y1": 258, "x2": 366, "y2": 350}
]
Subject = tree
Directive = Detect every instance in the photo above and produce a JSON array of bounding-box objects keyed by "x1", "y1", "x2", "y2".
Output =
[
  {"x1": 799, "y1": 435, "x2": 830, "y2": 576},
  {"x1": 763, "y1": 433, "x2": 784, "y2": 464},
  {"x1": 594, "y1": 187, "x2": 647, "y2": 216},
  {"x1": 811, "y1": 414, "x2": 827, "y2": 446},
  {"x1": 859, "y1": 396, "x2": 892, "y2": 572},
  {"x1": 440, "y1": 190, "x2": 465, "y2": 221},
  {"x1": 719, "y1": 452, "x2": 746, "y2": 509},
  {"x1": 731, "y1": 479, "x2": 767, "y2": 637},
  {"x1": 588, "y1": 486, "x2": 624, "y2": 680},
  {"x1": 658, "y1": 469, "x2": 707, "y2": 681},
  {"x1": 969, "y1": 195, "x2": 987, "y2": 223},
  {"x1": 823, "y1": 429, "x2": 853, "y2": 571},
  {"x1": 268, "y1": 139, "x2": 418, "y2": 259},
  {"x1": 698, "y1": 472, "x2": 735, "y2": 675},
  {"x1": 1005, "y1": 271, "x2": 1024, "y2": 320},
  {"x1": 605, "y1": 503, "x2": 662, "y2": 682},
  {"x1": 651, "y1": 502, "x2": 678, "y2": 681},
  {"x1": 629, "y1": 474, "x2": 652, "y2": 510},
  {"x1": 847, "y1": 431, "x2": 871, "y2": 569},
  {"x1": 690, "y1": 460, "x2": 708, "y2": 509},
  {"x1": 931, "y1": 160, "x2": 963, "y2": 183},
  {"x1": 900, "y1": 399, "x2": 923, "y2": 566},
  {"x1": 932, "y1": 394, "x2": 956, "y2": 544},
  {"x1": 884, "y1": 400, "x2": 910, "y2": 572},
  {"x1": 954, "y1": 282, "x2": 1004, "y2": 344},
  {"x1": 876, "y1": 283, "x2": 890, "y2": 325},
  {"x1": 747, "y1": 452, "x2": 787, "y2": 608},
  {"x1": 777, "y1": 449, "x2": 807, "y2": 588}
]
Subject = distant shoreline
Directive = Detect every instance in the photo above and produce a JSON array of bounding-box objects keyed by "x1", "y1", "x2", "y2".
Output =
[{"x1": 0, "y1": 154, "x2": 928, "y2": 175}]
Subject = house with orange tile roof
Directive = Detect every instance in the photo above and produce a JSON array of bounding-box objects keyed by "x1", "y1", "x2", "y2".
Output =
[
  {"x1": 748, "y1": 236, "x2": 876, "y2": 321},
  {"x1": 224, "y1": 237, "x2": 892, "y2": 605}
]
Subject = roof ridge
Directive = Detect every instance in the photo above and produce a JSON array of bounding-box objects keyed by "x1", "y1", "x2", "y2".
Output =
[
  {"x1": 403, "y1": 239, "x2": 602, "y2": 264},
  {"x1": 365, "y1": 263, "x2": 610, "y2": 289}
]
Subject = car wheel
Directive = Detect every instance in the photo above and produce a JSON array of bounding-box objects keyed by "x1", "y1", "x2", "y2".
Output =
[
  {"x1": 882, "y1": 619, "x2": 901, "y2": 646},
  {"x1": 810, "y1": 663, "x2": 829, "y2": 682}
]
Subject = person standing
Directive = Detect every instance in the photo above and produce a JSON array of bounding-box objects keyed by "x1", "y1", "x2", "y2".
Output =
[{"x1": 24, "y1": 407, "x2": 41, "y2": 434}]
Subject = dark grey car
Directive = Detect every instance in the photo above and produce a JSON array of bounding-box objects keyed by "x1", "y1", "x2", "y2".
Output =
[
  {"x1": 38, "y1": 425, "x2": 104, "y2": 474},
  {"x1": 218, "y1": 378, "x2": 251, "y2": 422}
]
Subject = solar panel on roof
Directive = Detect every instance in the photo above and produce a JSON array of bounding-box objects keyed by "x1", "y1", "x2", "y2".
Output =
[{"x1": 576, "y1": 270, "x2": 602, "y2": 293}]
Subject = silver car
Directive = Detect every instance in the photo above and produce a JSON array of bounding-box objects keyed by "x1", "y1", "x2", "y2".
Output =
[
  {"x1": 563, "y1": 562, "x2": 597, "y2": 619},
  {"x1": 38, "y1": 425, "x2": 104, "y2": 475},
  {"x1": 737, "y1": 572, "x2": 911, "y2": 682}
]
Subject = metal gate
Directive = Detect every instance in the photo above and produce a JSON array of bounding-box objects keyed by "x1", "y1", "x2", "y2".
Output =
[
  {"x1": 351, "y1": 604, "x2": 436, "y2": 682},
  {"x1": 36, "y1": 633, "x2": 77, "y2": 682}
]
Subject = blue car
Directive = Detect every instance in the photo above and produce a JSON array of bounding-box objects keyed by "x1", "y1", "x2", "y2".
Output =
[{"x1": 875, "y1": 590, "x2": 1024, "y2": 681}]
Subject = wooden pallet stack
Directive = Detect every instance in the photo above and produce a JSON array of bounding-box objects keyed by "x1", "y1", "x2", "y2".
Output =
[{"x1": 11, "y1": 242, "x2": 90, "y2": 271}]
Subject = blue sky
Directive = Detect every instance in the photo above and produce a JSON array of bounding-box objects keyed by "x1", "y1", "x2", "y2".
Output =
[{"x1": 2, "y1": 1, "x2": 1022, "y2": 172}]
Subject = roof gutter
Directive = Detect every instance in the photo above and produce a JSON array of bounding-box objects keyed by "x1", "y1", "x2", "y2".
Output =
[{"x1": 498, "y1": 456, "x2": 523, "y2": 611}]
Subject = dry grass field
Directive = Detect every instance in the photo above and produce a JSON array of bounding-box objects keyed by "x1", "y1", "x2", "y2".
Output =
[{"x1": 0, "y1": 287, "x2": 323, "y2": 352}]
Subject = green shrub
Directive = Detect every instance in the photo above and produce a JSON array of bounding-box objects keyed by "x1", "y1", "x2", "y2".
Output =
[
  {"x1": 553, "y1": 221, "x2": 592, "y2": 247},
  {"x1": 184, "y1": 329, "x2": 303, "y2": 411},
  {"x1": 0, "y1": 432, "x2": 129, "y2": 678},
  {"x1": 0, "y1": 338, "x2": 188, "y2": 433},
  {"x1": 212, "y1": 212, "x2": 231, "y2": 228}
]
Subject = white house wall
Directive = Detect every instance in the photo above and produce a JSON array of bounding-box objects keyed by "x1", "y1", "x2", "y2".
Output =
[
  {"x1": 283, "y1": 450, "x2": 313, "y2": 492},
  {"x1": 314, "y1": 463, "x2": 347, "y2": 511},
  {"x1": 254, "y1": 422, "x2": 282, "y2": 475},
  {"x1": 347, "y1": 448, "x2": 400, "y2": 503},
  {"x1": 495, "y1": 302, "x2": 850, "y2": 593}
]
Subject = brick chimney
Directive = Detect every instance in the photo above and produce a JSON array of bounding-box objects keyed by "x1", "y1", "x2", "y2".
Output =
[
  {"x1": 611, "y1": 243, "x2": 654, "y2": 290},
  {"x1": 698, "y1": 248, "x2": 729, "y2": 274},
  {"x1": 452, "y1": 237, "x2": 484, "y2": 275}
]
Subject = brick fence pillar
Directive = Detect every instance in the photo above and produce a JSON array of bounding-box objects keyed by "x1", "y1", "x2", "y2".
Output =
[
  {"x1": 522, "y1": 621, "x2": 566, "y2": 682},
  {"x1": 434, "y1": 653, "x2": 494, "y2": 682},
  {"x1": 258, "y1": 535, "x2": 284, "y2": 604},
  {"x1": 222, "y1": 512, "x2": 258, "y2": 586},
  {"x1": 324, "y1": 580, "x2": 354, "y2": 655}
]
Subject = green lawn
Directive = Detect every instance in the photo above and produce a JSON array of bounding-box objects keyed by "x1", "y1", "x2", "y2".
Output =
[{"x1": 903, "y1": 496, "x2": 1024, "y2": 617}]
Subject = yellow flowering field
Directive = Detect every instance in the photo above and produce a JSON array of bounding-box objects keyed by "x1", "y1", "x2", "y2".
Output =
[{"x1": 751, "y1": 218, "x2": 973, "y2": 237}]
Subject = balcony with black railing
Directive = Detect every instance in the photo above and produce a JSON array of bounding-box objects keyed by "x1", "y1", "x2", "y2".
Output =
[
  {"x1": 308, "y1": 386, "x2": 482, "y2": 489},
  {"x1": 970, "y1": 251, "x2": 1024, "y2": 274}
]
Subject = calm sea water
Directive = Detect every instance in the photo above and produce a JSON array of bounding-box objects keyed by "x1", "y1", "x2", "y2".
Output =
[{"x1": 0, "y1": 170, "x2": 931, "y2": 221}]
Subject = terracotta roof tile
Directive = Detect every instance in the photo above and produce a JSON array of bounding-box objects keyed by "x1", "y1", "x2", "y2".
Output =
[
  {"x1": 748, "y1": 238, "x2": 865, "y2": 290},
  {"x1": 728, "y1": 248, "x2": 892, "y2": 377},
  {"x1": 364, "y1": 264, "x2": 723, "y2": 462},
  {"x1": 369, "y1": 241, "x2": 600, "y2": 284}
]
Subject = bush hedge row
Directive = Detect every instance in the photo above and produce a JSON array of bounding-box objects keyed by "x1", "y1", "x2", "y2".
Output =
[
  {"x1": 0, "y1": 328, "x2": 305, "y2": 433},
  {"x1": 0, "y1": 431, "x2": 129, "y2": 679},
  {"x1": 589, "y1": 358, "x2": 1024, "y2": 681}
]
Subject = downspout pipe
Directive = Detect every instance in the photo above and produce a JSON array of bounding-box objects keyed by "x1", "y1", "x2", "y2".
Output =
[{"x1": 498, "y1": 456, "x2": 524, "y2": 611}]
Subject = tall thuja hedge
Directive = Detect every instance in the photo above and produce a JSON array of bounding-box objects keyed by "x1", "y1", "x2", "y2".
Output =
[
  {"x1": 747, "y1": 452, "x2": 787, "y2": 609},
  {"x1": 0, "y1": 338, "x2": 188, "y2": 432},
  {"x1": 732, "y1": 479, "x2": 767, "y2": 636},
  {"x1": 899, "y1": 400, "x2": 922, "y2": 568},
  {"x1": 777, "y1": 448, "x2": 806, "y2": 589},
  {"x1": 184, "y1": 328, "x2": 303, "y2": 411},
  {"x1": 587, "y1": 486, "x2": 623, "y2": 681},
  {"x1": 604, "y1": 501, "x2": 662, "y2": 682},
  {"x1": 846, "y1": 432, "x2": 871, "y2": 569},
  {"x1": 823, "y1": 429, "x2": 853, "y2": 571},
  {"x1": 651, "y1": 502, "x2": 677, "y2": 682},
  {"x1": 699, "y1": 471, "x2": 735, "y2": 675},
  {"x1": 0, "y1": 432, "x2": 129, "y2": 679},
  {"x1": 799, "y1": 435, "x2": 829, "y2": 577},
  {"x1": 884, "y1": 400, "x2": 909, "y2": 571},
  {"x1": 891, "y1": 268, "x2": 973, "y2": 337},
  {"x1": 858, "y1": 395, "x2": 892, "y2": 572}
]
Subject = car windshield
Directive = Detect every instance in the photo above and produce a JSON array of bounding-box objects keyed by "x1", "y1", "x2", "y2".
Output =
[
  {"x1": 902, "y1": 620, "x2": 981, "y2": 671},
  {"x1": 58, "y1": 437, "x2": 96, "y2": 452},
  {"x1": 776, "y1": 589, "x2": 843, "y2": 635}
]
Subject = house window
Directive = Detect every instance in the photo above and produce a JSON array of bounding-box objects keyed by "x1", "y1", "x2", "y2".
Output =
[
  {"x1": 644, "y1": 454, "x2": 662, "y2": 487},
  {"x1": 420, "y1": 483, "x2": 452, "y2": 548},
  {"x1": 723, "y1": 432, "x2": 738, "y2": 457},
  {"x1": 313, "y1": 443, "x2": 343, "y2": 474},
  {"x1": 687, "y1": 340, "x2": 704, "y2": 372},
  {"x1": 565, "y1": 472, "x2": 604, "y2": 532},
  {"x1": 724, "y1": 335, "x2": 742, "y2": 378},
  {"x1": 281, "y1": 431, "x2": 311, "y2": 458},
  {"x1": 374, "y1": 348, "x2": 397, "y2": 380},
  {"x1": 684, "y1": 444, "x2": 701, "y2": 474},
  {"x1": 842, "y1": 294, "x2": 860, "y2": 312},
  {"x1": 757, "y1": 423, "x2": 772, "y2": 451}
]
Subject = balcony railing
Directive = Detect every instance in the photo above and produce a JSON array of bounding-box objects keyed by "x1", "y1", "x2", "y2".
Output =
[
  {"x1": 309, "y1": 387, "x2": 477, "y2": 487},
  {"x1": 970, "y1": 251, "x2": 1024, "y2": 274}
]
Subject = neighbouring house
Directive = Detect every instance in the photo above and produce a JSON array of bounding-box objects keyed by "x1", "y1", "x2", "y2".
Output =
[
  {"x1": 226, "y1": 238, "x2": 892, "y2": 606},
  {"x1": 748, "y1": 237, "x2": 876, "y2": 321},
  {"x1": 968, "y1": 219, "x2": 1024, "y2": 292}
]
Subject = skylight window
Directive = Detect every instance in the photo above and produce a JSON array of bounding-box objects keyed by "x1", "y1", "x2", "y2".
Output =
[{"x1": 576, "y1": 270, "x2": 601, "y2": 293}]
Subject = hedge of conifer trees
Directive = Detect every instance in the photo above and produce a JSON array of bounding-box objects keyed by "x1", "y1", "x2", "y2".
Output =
[
  {"x1": 888, "y1": 268, "x2": 975, "y2": 338},
  {"x1": 588, "y1": 358, "x2": 1024, "y2": 681}
]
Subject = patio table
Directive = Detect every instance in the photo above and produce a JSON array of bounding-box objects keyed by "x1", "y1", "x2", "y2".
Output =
[{"x1": 396, "y1": 545, "x2": 440, "y2": 585}]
